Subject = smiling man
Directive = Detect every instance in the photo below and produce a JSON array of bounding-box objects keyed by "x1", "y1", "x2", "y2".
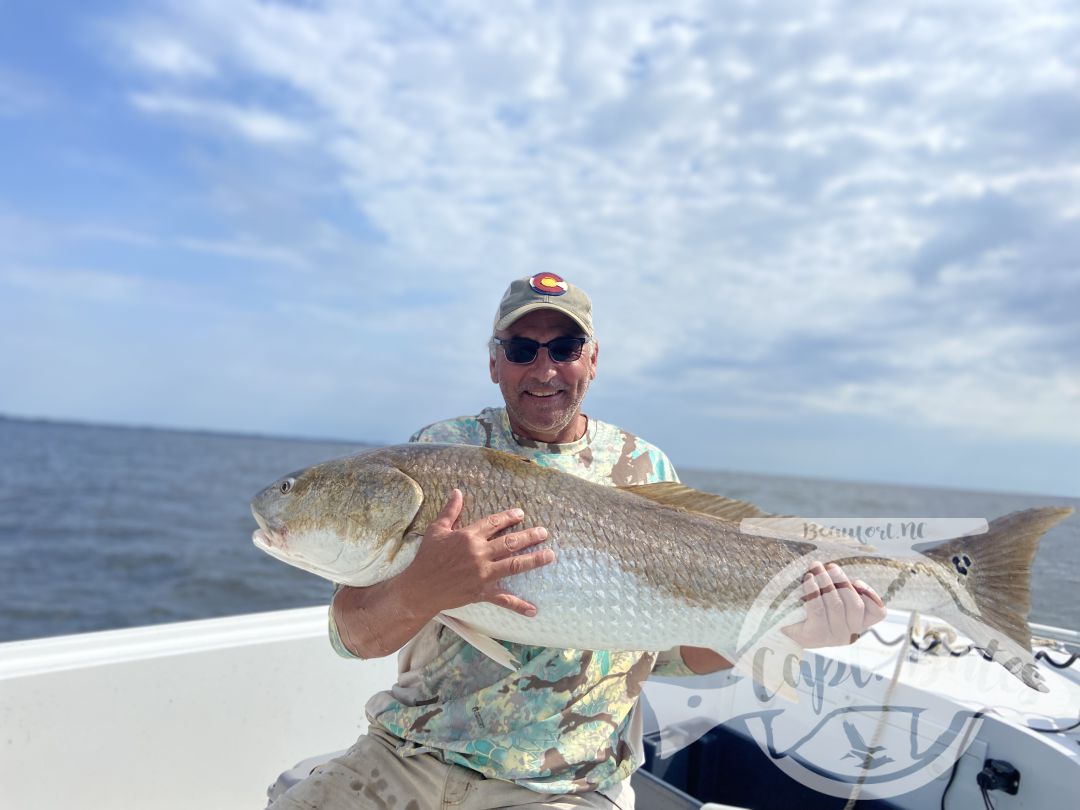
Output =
[
  {"x1": 490, "y1": 308, "x2": 595, "y2": 445},
  {"x1": 269, "y1": 274, "x2": 884, "y2": 810}
]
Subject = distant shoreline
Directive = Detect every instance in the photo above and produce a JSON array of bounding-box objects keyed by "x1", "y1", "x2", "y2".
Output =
[
  {"x1": 2, "y1": 411, "x2": 1077, "y2": 502},
  {"x1": 0, "y1": 411, "x2": 377, "y2": 451}
]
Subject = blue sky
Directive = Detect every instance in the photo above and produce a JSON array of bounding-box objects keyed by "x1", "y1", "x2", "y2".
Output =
[{"x1": 2, "y1": 0, "x2": 1078, "y2": 496}]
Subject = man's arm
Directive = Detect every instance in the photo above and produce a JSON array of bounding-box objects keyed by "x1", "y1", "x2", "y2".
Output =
[
  {"x1": 675, "y1": 560, "x2": 888, "y2": 674},
  {"x1": 331, "y1": 488, "x2": 554, "y2": 658}
]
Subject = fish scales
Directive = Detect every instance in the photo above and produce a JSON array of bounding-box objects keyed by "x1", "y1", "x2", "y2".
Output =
[
  {"x1": 384, "y1": 443, "x2": 812, "y2": 613},
  {"x1": 382, "y1": 446, "x2": 722, "y2": 650},
  {"x1": 251, "y1": 443, "x2": 1073, "y2": 692}
]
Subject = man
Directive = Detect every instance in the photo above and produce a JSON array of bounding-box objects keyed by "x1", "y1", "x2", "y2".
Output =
[{"x1": 271, "y1": 274, "x2": 885, "y2": 809}]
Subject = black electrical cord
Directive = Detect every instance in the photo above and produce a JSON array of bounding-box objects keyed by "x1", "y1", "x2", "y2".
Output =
[
  {"x1": 1028, "y1": 716, "x2": 1080, "y2": 734},
  {"x1": 939, "y1": 710, "x2": 986, "y2": 810},
  {"x1": 1035, "y1": 650, "x2": 1079, "y2": 669},
  {"x1": 868, "y1": 630, "x2": 1080, "y2": 736},
  {"x1": 866, "y1": 627, "x2": 977, "y2": 658},
  {"x1": 867, "y1": 628, "x2": 1080, "y2": 668},
  {"x1": 939, "y1": 757, "x2": 962, "y2": 810},
  {"x1": 866, "y1": 628, "x2": 905, "y2": 646}
]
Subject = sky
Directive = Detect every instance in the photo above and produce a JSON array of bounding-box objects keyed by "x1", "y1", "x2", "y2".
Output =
[{"x1": 1, "y1": 0, "x2": 1078, "y2": 497}]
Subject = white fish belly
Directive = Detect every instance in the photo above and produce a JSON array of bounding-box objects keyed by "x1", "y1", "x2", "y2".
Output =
[{"x1": 444, "y1": 546, "x2": 745, "y2": 655}]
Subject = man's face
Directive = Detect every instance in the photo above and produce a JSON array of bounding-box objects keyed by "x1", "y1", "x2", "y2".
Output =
[{"x1": 489, "y1": 309, "x2": 598, "y2": 444}]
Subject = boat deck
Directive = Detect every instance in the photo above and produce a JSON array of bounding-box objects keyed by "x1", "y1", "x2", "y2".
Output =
[{"x1": 2, "y1": 607, "x2": 1077, "y2": 809}]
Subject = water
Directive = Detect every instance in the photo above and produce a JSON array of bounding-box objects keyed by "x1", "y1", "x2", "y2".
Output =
[
  {"x1": 0, "y1": 417, "x2": 362, "y2": 642},
  {"x1": 1, "y1": 416, "x2": 1077, "y2": 643}
]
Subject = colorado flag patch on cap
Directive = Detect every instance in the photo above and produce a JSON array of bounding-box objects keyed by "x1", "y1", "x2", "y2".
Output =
[{"x1": 529, "y1": 272, "x2": 568, "y2": 296}]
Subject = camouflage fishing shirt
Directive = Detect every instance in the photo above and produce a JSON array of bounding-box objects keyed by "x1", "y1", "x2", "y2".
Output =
[{"x1": 329, "y1": 406, "x2": 695, "y2": 793}]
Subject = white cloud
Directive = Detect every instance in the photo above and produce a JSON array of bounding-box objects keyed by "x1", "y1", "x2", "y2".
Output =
[
  {"x1": 54, "y1": 0, "x2": 1080, "y2": 459},
  {"x1": 796, "y1": 368, "x2": 1080, "y2": 444},
  {"x1": 70, "y1": 224, "x2": 162, "y2": 248},
  {"x1": 131, "y1": 92, "x2": 310, "y2": 144},
  {"x1": 128, "y1": 36, "x2": 216, "y2": 78},
  {"x1": 175, "y1": 236, "x2": 308, "y2": 269}
]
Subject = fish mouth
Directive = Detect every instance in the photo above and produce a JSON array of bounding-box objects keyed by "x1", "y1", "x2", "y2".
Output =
[
  {"x1": 250, "y1": 507, "x2": 350, "y2": 580},
  {"x1": 251, "y1": 508, "x2": 288, "y2": 552}
]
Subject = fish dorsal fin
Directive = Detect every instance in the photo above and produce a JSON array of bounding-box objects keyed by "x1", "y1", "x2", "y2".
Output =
[
  {"x1": 620, "y1": 483, "x2": 878, "y2": 551},
  {"x1": 478, "y1": 447, "x2": 538, "y2": 471},
  {"x1": 619, "y1": 482, "x2": 769, "y2": 521}
]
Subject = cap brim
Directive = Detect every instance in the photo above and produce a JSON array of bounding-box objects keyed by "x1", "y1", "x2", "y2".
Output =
[{"x1": 494, "y1": 302, "x2": 592, "y2": 336}]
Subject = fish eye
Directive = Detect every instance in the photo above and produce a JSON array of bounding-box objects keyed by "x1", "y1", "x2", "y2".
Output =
[{"x1": 280, "y1": 477, "x2": 295, "y2": 494}]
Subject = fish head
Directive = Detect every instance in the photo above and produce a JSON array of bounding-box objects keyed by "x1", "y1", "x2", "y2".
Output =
[{"x1": 251, "y1": 450, "x2": 424, "y2": 585}]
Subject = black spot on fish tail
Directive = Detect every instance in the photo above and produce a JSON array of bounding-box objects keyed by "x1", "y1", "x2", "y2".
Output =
[{"x1": 922, "y1": 507, "x2": 1071, "y2": 652}]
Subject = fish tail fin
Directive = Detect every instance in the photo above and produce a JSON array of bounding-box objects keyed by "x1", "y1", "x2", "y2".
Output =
[
  {"x1": 922, "y1": 506, "x2": 1072, "y2": 691},
  {"x1": 923, "y1": 507, "x2": 1072, "y2": 651}
]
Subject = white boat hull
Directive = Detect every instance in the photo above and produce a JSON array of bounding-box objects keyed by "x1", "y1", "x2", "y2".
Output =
[
  {"x1": 0, "y1": 608, "x2": 396, "y2": 810},
  {"x1": 3, "y1": 608, "x2": 1077, "y2": 809}
]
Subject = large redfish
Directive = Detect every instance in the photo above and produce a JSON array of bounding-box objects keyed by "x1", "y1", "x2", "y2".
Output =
[{"x1": 251, "y1": 443, "x2": 1071, "y2": 697}]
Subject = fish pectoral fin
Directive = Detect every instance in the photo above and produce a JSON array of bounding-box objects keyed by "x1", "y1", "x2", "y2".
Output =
[
  {"x1": 435, "y1": 613, "x2": 520, "y2": 670},
  {"x1": 731, "y1": 628, "x2": 804, "y2": 704},
  {"x1": 619, "y1": 482, "x2": 769, "y2": 521}
]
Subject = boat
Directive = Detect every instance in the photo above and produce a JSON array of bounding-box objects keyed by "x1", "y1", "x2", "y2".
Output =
[{"x1": 2, "y1": 606, "x2": 1078, "y2": 809}]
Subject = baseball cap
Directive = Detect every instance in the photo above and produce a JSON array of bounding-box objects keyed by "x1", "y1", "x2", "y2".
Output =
[{"x1": 493, "y1": 273, "x2": 594, "y2": 336}]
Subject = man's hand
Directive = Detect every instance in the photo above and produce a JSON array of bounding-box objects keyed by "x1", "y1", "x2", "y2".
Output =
[
  {"x1": 782, "y1": 561, "x2": 887, "y2": 648},
  {"x1": 678, "y1": 562, "x2": 886, "y2": 674},
  {"x1": 333, "y1": 489, "x2": 555, "y2": 658},
  {"x1": 401, "y1": 488, "x2": 555, "y2": 618}
]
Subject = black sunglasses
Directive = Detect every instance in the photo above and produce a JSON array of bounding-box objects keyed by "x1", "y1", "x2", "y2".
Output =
[{"x1": 493, "y1": 336, "x2": 590, "y2": 364}]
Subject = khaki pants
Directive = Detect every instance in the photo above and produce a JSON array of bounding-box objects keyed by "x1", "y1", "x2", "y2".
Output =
[{"x1": 268, "y1": 727, "x2": 634, "y2": 810}]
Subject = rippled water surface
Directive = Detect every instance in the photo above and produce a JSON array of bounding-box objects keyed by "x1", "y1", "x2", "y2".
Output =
[{"x1": 1, "y1": 416, "x2": 1077, "y2": 642}]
